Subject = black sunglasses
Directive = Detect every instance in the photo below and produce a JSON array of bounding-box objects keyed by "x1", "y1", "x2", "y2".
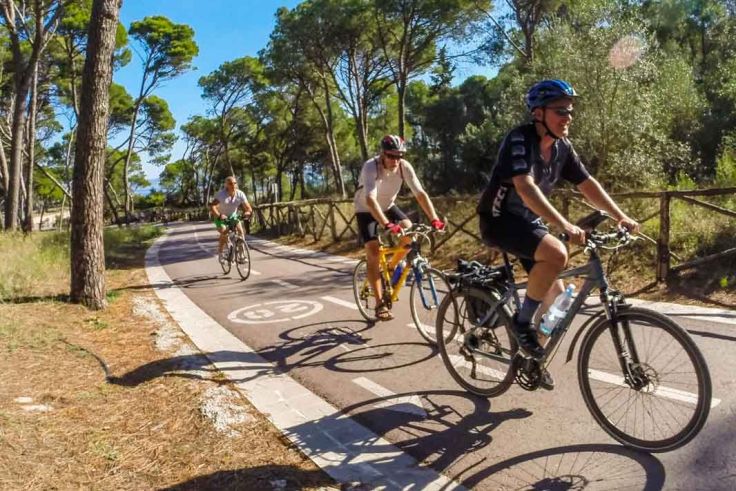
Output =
[
  {"x1": 549, "y1": 107, "x2": 574, "y2": 117},
  {"x1": 384, "y1": 152, "x2": 403, "y2": 160}
]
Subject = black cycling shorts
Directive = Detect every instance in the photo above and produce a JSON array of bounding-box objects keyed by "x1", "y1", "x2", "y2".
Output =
[
  {"x1": 356, "y1": 205, "x2": 408, "y2": 244},
  {"x1": 479, "y1": 212, "x2": 549, "y2": 272}
]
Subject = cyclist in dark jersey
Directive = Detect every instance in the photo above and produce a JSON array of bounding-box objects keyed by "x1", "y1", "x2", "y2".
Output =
[{"x1": 478, "y1": 80, "x2": 639, "y2": 389}]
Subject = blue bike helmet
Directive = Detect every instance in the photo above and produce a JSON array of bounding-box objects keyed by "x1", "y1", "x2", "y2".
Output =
[{"x1": 526, "y1": 79, "x2": 578, "y2": 111}]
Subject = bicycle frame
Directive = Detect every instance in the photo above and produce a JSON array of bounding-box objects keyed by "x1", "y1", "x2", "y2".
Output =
[
  {"x1": 364, "y1": 227, "x2": 440, "y2": 308},
  {"x1": 376, "y1": 241, "x2": 421, "y2": 304},
  {"x1": 493, "y1": 246, "x2": 639, "y2": 375}
]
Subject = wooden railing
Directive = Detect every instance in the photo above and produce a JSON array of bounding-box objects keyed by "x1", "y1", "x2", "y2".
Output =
[
  {"x1": 128, "y1": 186, "x2": 736, "y2": 285},
  {"x1": 558, "y1": 187, "x2": 736, "y2": 283}
]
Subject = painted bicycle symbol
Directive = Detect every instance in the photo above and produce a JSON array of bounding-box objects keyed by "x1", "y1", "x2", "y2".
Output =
[{"x1": 228, "y1": 300, "x2": 324, "y2": 324}]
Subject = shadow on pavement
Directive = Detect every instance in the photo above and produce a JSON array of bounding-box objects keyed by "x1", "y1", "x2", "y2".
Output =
[
  {"x1": 158, "y1": 464, "x2": 334, "y2": 490},
  {"x1": 456, "y1": 443, "x2": 665, "y2": 490}
]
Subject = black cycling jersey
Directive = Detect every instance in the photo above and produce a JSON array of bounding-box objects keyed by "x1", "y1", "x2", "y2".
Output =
[{"x1": 477, "y1": 123, "x2": 590, "y2": 221}]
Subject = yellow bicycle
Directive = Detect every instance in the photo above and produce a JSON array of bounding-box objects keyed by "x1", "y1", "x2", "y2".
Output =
[{"x1": 352, "y1": 224, "x2": 450, "y2": 344}]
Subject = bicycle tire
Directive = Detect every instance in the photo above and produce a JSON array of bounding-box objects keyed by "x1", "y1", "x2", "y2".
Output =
[
  {"x1": 436, "y1": 286, "x2": 518, "y2": 397},
  {"x1": 578, "y1": 307, "x2": 711, "y2": 452},
  {"x1": 235, "y1": 238, "x2": 251, "y2": 280},
  {"x1": 409, "y1": 266, "x2": 451, "y2": 345},
  {"x1": 219, "y1": 244, "x2": 232, "y2": 275},
  {"x1": 352, "y1": 260, "x2": 379, "y2": 322}
]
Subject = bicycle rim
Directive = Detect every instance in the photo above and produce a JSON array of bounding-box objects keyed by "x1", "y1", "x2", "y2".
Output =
[
  {"x1": 352, "y1": 260, "x2": 378, "y2": 321},
  {"x1": 409, "y1": 267, "x2": 451, "y2": 345},
  {"x1": 436, "y1": 287, "x2": 517, "y2": 397},
  {"x1": 235, "y1": 239, "x2": 251, "y2": 280},
  {"x1": 578, "y1": 307, "x2": 711, "y2": 452},
  {"x1": 219, "y1": 246, "x2": 232, "y2": 274}
]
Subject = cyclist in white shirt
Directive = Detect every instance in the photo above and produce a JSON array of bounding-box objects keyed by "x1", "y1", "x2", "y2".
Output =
[
  {"x1": 209, "y1": 176, "x2": 253, "y2": 260},
  {"x1": 354, "y1": 135, "x2": 445, "y2": 321}
]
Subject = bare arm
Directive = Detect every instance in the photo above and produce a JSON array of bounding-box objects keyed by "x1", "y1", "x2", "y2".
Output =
[
  {"x1": 209, "y1": 200, "x2": 222, "y2": 219},
  {"x1": 416, "y1": 191, "x2": 439, "y2": 222},
  {"x1": 513, "y1": 175, "x2": 568, "y2": 229},
  {"x1": 240, "y1": 201, "x2": 253, "y2": 216},
  {"x1": 366, "y1": 195, "x2": 389, "y2": 226},
  {"x1": 577, "y1": 178, "x2": 639, "y2": 231}
]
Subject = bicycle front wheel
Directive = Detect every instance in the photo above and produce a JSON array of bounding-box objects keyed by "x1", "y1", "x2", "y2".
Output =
[
  {"x1": 352, "y1": 260, "x2": 380, "y2": 322},
  {"x1": 235, "y1": 238, "x2": 251, "y2": 280},
  {"x1": 219, "y1": 245, "x2": 232, "y2": 274},
  {"x1": 409, "y1": 266, "x2": 451, "y2": 344},
  {"x1": 436, "y1": 287, "x2": 517, "y2": 397},
  {"x1": 578, "y1": 307, "x2": 712, "y2": 452}
]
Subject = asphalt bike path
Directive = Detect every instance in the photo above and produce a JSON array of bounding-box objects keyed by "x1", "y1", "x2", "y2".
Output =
[{"x1": 154, "y1": 222, "x2": 736, "y2": 490}]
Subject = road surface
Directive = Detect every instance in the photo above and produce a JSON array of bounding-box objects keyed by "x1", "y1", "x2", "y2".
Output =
[{"x1": 154, "y1": 222, "x2": 736, "y2": 490}]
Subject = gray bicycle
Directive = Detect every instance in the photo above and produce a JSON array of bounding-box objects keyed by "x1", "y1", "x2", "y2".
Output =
[{"x1": 436, "y1": 210, "x2": 712, "y2": 452}]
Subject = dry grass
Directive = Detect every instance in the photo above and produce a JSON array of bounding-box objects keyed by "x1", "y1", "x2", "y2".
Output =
[{"x1": 0, "y1": 226, "x2": 335, "y2": 490}]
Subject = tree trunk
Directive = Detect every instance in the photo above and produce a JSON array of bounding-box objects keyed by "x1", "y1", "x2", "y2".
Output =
[
  {"x1": 321, "y1": 80, "x2": 346, "y2": 198},
  {"x1": 58, "y1": 194, "x2": 66, "y2": 231},
  {"x1": 4, "y1": 74, "x2": 30, "y2": 230},
  {"x1": 24, "y1": 66, "x2": 39, "y2": 232},
  {"x1": 38, "y1": 199, "x2": 46, "y2": 230},
  {"x1": 0, "y1": 133, "x2": 9, "y2": 195},
  {"x1": 397, "y1": 73, "x2": 407, "y2": 138},
  {"x1": 104, "y1": 180, "x2": 122, "y2": 226},
  {"x1": 70, "y1": 0, "x2": 122, "y2": 310},
  {"x1": 122, "y1": 100, "x2": 141, "y2": 225}
]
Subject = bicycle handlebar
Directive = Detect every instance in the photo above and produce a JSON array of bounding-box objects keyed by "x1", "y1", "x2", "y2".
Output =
[
  {"x1": 378, "y1": 223, "x2": 444, "y2": 242},
  {"x1": 559, "y1": 227, "x2": 636, "y2": 250}
]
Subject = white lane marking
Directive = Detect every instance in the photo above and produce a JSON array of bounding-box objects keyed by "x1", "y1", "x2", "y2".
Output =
[
  {"x1": 271, "y1": 279, "x2": 298, "y2": 289},
  {"x1": 588, "y1": 369, "x2": 721, "y2": 408},
  {"x1": 228, "y1": 300, "x2": 324, "y2": 324},
  {"x1": 447, "y1": 355, "x2": 510, "y2": 380},
  {"x1": 352, "y1": 377, "x2": 427, "y2": 418},
  {"x1": 146, "y1": 234, "x2": 462, "y2": 490},
  {"x1": 192, "y1": 226, "x2": 261, "y2": 275},
  {"x1": 628, "y1": 299, "x2": 736, "y2": 326},
  {"x1": 322, "y1": 296, "x2": 359, "y2": 310}
]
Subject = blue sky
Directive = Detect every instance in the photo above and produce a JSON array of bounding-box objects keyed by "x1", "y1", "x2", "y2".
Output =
[{"x1": 114, "y1": 0, "x2": 493, "y2": 183}]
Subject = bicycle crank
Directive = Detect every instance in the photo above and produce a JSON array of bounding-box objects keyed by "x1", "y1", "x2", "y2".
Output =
[{"x1": 515, "y1": 355, "x2": 543, "y2": 391}]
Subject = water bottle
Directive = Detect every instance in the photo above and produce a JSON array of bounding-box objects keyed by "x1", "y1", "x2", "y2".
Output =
[
  {"x1": 539, "y1": 284, "x2": 576, "y2": 336},
  {"x1": 391, "y1": 260, "x2": 405, "y2": 286}
]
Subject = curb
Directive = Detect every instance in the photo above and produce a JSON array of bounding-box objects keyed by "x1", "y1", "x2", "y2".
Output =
[{"x1": 145, "y1": 228, "x2": 465, "y2": 491}]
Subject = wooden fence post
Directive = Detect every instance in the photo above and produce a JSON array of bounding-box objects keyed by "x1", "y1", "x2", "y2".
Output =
[
  {"x1": 329, "y1": 203, "x2": 338, "y2": 241},
  {"x1": 656, "y1": 192, "x2": 671, "y2": 283}
]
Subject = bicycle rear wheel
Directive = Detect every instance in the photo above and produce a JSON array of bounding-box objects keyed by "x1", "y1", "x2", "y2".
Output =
[
  {"x1": 219, "y1": 244, "x2": 232, "y2": 274},
  {"x1": 578, "y1": 307, "x2": 711, "y2": 452},
  {"x1": 409, "y1": 266, "x2": 451, "y2": 344},
  {"x1": 352, "y1": 260, "x2": 383, "y2": 322},
  {"x1": 235, "y1": 238, "x2": 251, "y2": 280},
  {"x1": 436, "y1": 287, "x2": 517, "y2": 397}
]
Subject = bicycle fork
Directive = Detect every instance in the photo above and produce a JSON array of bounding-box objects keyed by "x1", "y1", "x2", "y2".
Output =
[{"x1": 601, "y1": 290, "x2": 648, "y2": 390}]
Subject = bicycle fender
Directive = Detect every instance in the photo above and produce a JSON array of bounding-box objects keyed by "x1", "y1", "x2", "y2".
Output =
[{"x1": 564, "y1": 310, "x2": 607, "y2": 363}]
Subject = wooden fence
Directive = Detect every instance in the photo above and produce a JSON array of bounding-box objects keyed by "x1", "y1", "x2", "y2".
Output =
[
  {"x1": 133, "y1": 186, "x2": 736, "y2": 285},
  {"x1": 247, "y1": 187, "x2": 736, "y2": 285},
  {"x1": 559, "y1": 187, "x2": 736, "y2": 283}
]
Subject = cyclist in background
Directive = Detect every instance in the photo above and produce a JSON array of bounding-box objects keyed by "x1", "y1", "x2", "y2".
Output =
[
  {"x1": 209, "y1": 176, "x2": 253, "y2": 261},
  {"x1": 354, "y1": 135, "x2": 445, "y2": 321},
  {"x1": 477, "y1": 80, "x2": 639, "y2": 388}
]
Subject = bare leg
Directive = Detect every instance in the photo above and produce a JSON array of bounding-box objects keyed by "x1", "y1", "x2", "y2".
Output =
[
  {"x1": 526, "y1": 235, "x2": 568, "y2": 301},
  {"x1": 366, "y1": 240, "x2": 383, "y2": 305},
  {"x1": 217, "y1": 226, "x2": 228, "y2": 254}
]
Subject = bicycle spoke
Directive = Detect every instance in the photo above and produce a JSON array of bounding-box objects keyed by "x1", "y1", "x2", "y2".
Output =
[{"x1": 580, "y1": 308, "x2": 710, "y2": 451}]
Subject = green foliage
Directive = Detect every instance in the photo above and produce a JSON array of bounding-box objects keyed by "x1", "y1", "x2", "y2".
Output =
[{"x1": 128, "y1": 16, "x2": 199, "y2": 85}]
